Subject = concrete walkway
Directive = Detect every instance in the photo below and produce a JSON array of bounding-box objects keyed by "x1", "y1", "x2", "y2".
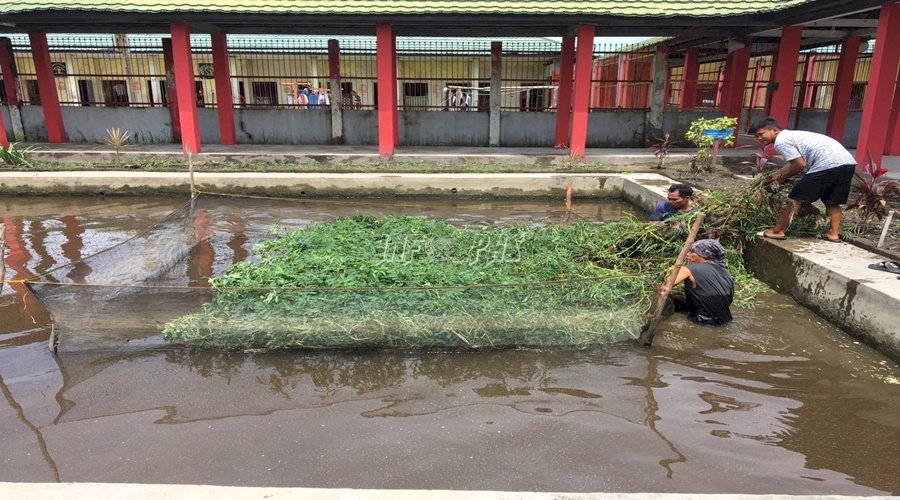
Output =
[
  {"x1": 21, "y1": 143, "x2": 753, "y2": 166},
  {"x1": 0, "y1": 483, "x2": 894, "y2": 500}
]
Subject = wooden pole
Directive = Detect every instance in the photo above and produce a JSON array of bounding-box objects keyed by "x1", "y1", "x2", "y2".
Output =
[
  {"x1": 638, "y1": 213, "x2": 706, "y2": 346},
  {"x1": 565, "y1": 180, "x2": 573, "y2": 212},
  {"x1": 877, "y1": 210, "x2": 895, "y2": 248}
]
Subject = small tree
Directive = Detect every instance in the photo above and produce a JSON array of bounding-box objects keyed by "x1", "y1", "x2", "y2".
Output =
[
  {"x1": 684, "y1": 116, "x2": 738, "y2": 171},
  {"x1": 104, "y1": 127, "x2": 131, "y2": 160}
]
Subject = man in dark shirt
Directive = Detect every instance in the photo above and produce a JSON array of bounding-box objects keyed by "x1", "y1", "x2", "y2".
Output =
[
  {"x1": 649, "y1": 184, "x2": 698, "y2": 221},
  {"x1": 662, "y1": 239, "x2": 734, "y2": 325}
]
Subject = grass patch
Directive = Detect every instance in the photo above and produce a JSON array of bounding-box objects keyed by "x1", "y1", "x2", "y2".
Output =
[{"x1": 163, "y1": 209, "x2": 767, "y2": 351}]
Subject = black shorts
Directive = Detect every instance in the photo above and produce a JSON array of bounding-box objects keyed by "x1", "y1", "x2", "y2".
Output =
[{"x1": 789, "y1": 163, "x2": 856, "y2": 205}]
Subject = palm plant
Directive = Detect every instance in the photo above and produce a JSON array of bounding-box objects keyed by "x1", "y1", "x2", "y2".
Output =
[{"x1": 104, "y1": 127, "x2": 131, "y2": 159}]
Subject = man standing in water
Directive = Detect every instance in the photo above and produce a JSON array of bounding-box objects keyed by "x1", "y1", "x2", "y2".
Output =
[
  {"x1": 663, "y1": 239, "x2": 734, "y2": 326},
  {"x1": 648, "y1": 184, "x2": 698, "y2": 221},
  {"x1": 748, "y1": 117, "x2": 857, "y2": 242}
]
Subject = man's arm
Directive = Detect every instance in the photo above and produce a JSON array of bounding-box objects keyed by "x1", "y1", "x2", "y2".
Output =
[
  {"x1": 769, "y1": 157, "x2": 807, "y2": 184},
  {"x1": 661, "y1": 266, "x2": 694, "y2": 293}
]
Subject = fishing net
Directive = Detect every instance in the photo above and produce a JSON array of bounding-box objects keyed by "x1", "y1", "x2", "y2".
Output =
[{"x1": 25, "y1": 194, "x2": 661, "y2": 353}]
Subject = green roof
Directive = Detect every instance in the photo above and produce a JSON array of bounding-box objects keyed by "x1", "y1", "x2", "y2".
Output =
[{"x1": 0, "y1": 0, "x2": 815, "y2": 17}]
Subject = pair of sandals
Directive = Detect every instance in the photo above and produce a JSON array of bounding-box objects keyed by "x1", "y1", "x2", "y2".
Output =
[{"x1": 868, "y1": 261, "x2": 900, "y2": 278}]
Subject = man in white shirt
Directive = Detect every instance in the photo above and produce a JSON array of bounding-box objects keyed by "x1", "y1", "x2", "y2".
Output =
[{"x1": 749, "y1": 117, "x2": 857, "y2": 242}]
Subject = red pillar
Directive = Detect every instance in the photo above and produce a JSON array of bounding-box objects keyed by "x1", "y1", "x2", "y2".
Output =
[
  {"x1": 554, "y1": 35, "x2": 576, "y2": 148},
  {"x1": 391, "y1": 33, "x2": 399, "y2": 146},
  {"x1": 161, "y1": 39, "x2": 182, "y2": 143},
  {"x1": 826, "y1": 36, "x2": 861, "y2": 141},
  {"x1": 28, "y1": 32, "x2": 66, "y2": 142},
  {"x1": 0, "y1": 38, "x2": 20, "y2": 148},
  {"x1": 376, "y1": 23, "x2": 397, "y2": 157},
  {"x1": 721, "y1": 47, "x2": 751, "y2": 128},
  {"x1": 766, "y1": 25, "x2": 803, "y2": 126},
  {"x1": 170, "y1": 22, "x2": 201, "y2": 154},
  {"x1": 0, "y1": 38, "x2": 20, "y2": 108},
  {"x1": 211, "y1": 33, "x2": 236, "y2": 145},
  {"x1": 856, "y1": 2, "x2": 900, "y2": 165},
  {"x1": 570, "y1": 25, "x2": 596, "y2": 158},
  {"x1": 886, "y1": 83, "x2": 900, "y2": 155}
]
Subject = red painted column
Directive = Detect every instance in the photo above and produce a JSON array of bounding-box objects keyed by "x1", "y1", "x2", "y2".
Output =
[
  {"x1": 390, "y1": 33, "x2": 399, "y2": 146},
  {"x1": 721, "y1": 47, "x2": 751, "y2": 127},
  {"x1": 0, "y1": 38, "x2": 20, "y2": 108},
  {"x1": 0, "y1": 38, "x2": 20, "y2": 148},
  {"x1": 570, "y1": 24, "x2": 595, "y2": 158},
  {"x1": 826, "y1": 36, "x2": 861, "y2": 141},
  {"x1": 161, "y1": 39, "x2": 182, "y2": 143},
  {"x1": 766, "y1": 25, "x2": 803, "y2": 126},
  {"x1": 376, "y1": 23, "x2": 397, "y2": 157},
  {"x1": 886, "y1": 83, "x2": 900, "y2": 155},
  {"x1": 28, "y1": 32, "x2": 66, "y2": 142},
  {"x1": 170, "y1": 22, "x2": 201, "y2": 155},
  {"x1": 211, "y1": 33, "x2": 236, "y2": 145},
  {"x1": 615, "y1": 53, "x2": 632, "y2": 108},
  {"x1": 554, "y1": 35, "x2": 576, "y2": 148},
  {"x1": 0, "y1": 104, "x2": 7, "y2": 148},
  {"x1": 857, "y1": 2, "x2": 900, "y2": 165}
]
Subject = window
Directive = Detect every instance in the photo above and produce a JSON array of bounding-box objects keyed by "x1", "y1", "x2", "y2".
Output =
[
  {"x1": 77, "y1": 80, "x2": 94, "y2": 106},
  {"x1": 102, "y1": 80, "x2": 129, "y2": 107},
  {"x1": 26, "y1": 80, "x2": 40, "y2": 105},
  {"x1": 195, "y1": 80, "x2": 205, "y2": 107},
  {"x1": 848, "y1": 83, "x2": 866, "y2": 111},
  {"x1": 403, "y1": 82, "x2": 428, "y2": 110},
  {"x1": 518, "y1": 82, "x2": 547, "y2": 111},
  {"x1": 251, "y1": 82, "x2": 278, "y2": 106}
]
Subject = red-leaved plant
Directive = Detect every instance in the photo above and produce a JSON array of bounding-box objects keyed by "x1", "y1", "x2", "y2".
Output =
[
  {"x1": 647, "y1": 133, "x2": 677, "y2": 169},
  {"x1": 846, "y1": 152, "x2": 900, "y2": 230},
  {"x1": 737, "y1": 138, "x2": 781, "y2": 174}
]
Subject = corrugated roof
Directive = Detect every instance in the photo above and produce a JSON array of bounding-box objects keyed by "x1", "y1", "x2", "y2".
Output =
[{"x1": 0, "y1": 0, "x2": 814, "y2": 17}]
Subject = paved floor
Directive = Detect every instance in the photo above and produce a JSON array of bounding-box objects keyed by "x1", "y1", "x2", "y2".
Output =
[
  {"x1": 23, "y1": 143, "x2": 755, "y2": 166},
  {"x1": 1, "y1": 483, "x2": 894, "y2": 500}
]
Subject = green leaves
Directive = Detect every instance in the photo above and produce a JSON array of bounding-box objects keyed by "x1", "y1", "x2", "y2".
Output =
[{"x1": 164, "y1": 212, "x2": 763, "y2": 350}]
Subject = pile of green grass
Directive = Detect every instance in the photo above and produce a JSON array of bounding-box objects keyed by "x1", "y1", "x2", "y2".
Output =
[{"x1": 163, "y1": 207, "x2": 765, "y2": 350}]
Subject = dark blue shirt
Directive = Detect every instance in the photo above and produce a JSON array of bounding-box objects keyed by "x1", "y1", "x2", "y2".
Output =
[{"x1": 649, "y1": 201, "x2": 697, "y2": 221}]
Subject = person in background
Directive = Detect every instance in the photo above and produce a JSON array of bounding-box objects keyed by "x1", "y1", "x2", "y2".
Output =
[
  {"x1": 662, "y1": 239, "x2": 734, "y2": 326},
  {"x1": 748, "y1": 116, "x2": 857, "y2": 242},
  {"x1": 649, "y1": 184, "x2": 698, "y2": 221}
]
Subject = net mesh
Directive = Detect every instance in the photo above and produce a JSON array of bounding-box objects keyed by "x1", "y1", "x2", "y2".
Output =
[{"x1": 25, "y1": 194, "x2": 649, "y2": 353}]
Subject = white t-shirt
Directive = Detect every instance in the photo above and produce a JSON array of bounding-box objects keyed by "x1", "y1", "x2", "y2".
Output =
[{"x1": 774, "y1": 130, "x2": 856, "y2": 174}]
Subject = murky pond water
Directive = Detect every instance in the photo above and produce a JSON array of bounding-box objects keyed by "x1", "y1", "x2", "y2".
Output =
[{"x1": 1, "y1": 195, "x2": 898, "y2": 494}]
